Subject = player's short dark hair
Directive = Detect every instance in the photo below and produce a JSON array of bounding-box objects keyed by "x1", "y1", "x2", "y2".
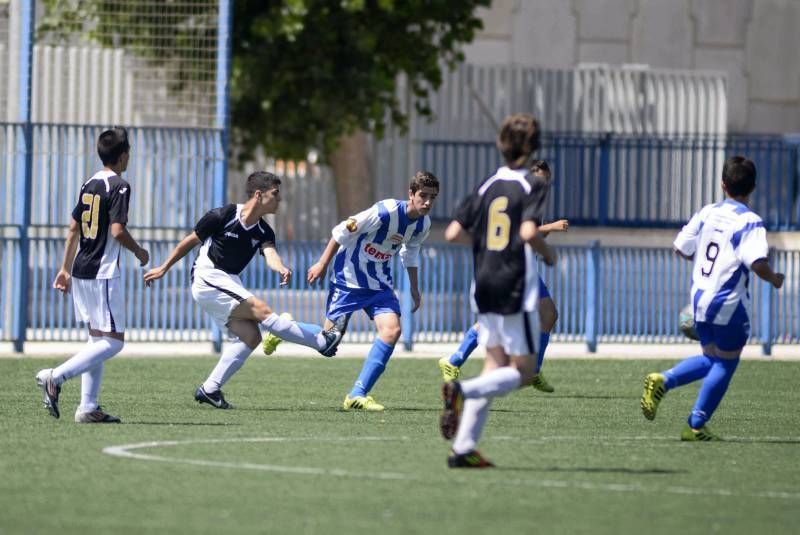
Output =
[
  {"x1": 97, "y1": 127, "x2": 130, "y2": 166},
  {"x1": 246, "y1": 171, "x2": 281, "y2": 198},
  {"x1": 409, "y1": 170, "x2": 439, "y2": 194},
  {"x1": 531, "y1": 159, "x2": 550, "y2": 175},
  {"x1": 497, "y1": 113, "x2": 540, "y2": 168},
  {"x1": 722, "y1": 156, "x2": 756, "y2": 197}
]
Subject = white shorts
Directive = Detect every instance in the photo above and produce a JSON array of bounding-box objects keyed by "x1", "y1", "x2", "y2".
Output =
[
  {"x1": 477, "y1": 310, "x2": 540, "y2": 357},
  {"x1": 72, "y1": 277, "x2": 126, "y2": 333},
  {"x1": 191, "y1": 268, "x2": 254, "y2": 332}
]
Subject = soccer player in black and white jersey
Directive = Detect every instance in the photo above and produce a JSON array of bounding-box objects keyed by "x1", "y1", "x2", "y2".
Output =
[
  {"x1": 439, "y1": 113, "x2": 558, "y2": 468},
  {"x1": 36, "y1": 127, "x2": 150, "y2": 423},
  {"x1": 143, "y1": 171, "x2": 343, "y2": 409}
]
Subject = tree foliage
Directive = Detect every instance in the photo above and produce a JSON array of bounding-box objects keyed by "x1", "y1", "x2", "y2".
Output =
[{"x1": 39, "y1": 0, "x2": 489, "y2": 161}]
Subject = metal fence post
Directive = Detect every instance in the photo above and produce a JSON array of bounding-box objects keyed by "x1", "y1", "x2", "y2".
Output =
[
  {"x1": 585, "y1": 240, "x2": 601, "y2": 352},
  {"x1": 597, "y1": 133, "x2": 612, "y2": 226},
  {"x1": 400, "y1": 269, "x2": 414, "y2": 351},
  {"x1": 210, "y1": 0, "x2": 232, "y2": 354},
  {"x1": 759, "y1": 248, "x2": 776, "y2": 356},
  {"x1": 12, "y1": 1, "x2": 35, "y2": 353}
]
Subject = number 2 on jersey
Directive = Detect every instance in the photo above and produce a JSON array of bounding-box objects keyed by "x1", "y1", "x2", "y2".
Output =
[
  {"x1": 487, "y1": 196, "x2": 511, "y2": 251},
  {"x1": 81, "y1": 193, "x2": 101, "y2": 239},
  {"x1": 701, "y1": 241, "x2": 719, "y2": 276}
]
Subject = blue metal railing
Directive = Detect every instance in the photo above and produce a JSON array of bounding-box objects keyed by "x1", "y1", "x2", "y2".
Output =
[
  {"x1": 421, "y1": 133, "x2": 800, "y2": 230},
  {"x1": 5, "y1": 236, "x2": 798, "y2": 353}
]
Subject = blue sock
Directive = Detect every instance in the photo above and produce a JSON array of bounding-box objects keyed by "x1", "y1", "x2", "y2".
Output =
[
  {"x1": 449, "y1": 326, "x2": 479, "y2": 367},
  {"x1": 663, "y1": 354, "x2": 713, "y2": 390},
  {"x1": 349, "y1": 339, "x2": 394, "y2": 398},
  {"x1": 536, "y1": 332, "x2": 550, "y2": 372},
  {"x1": 688, "y1": 357, "x2": 739, "y2": 429}
]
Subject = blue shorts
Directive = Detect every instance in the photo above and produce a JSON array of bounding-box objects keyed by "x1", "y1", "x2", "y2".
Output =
[
  {"x1": 326, "y1": 282, "x2": 401, "y2": 321},
  {"x1": 695, "y1": 302, "x2": 750, "y2": 351},
  {"x1": 538, "y1": 276, "x2": 550, "y2": 300}
]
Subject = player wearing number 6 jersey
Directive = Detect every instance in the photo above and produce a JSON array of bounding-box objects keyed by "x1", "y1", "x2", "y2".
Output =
[
  {"x1": 641, "y1": 156, "x2": 784, "y2": 441},
  {"x1": 36, "y1": 127, "x2": 150, "y2": 423},
  {"x1": 439, "y1": 113, "x2": 557, "y2": 468}
]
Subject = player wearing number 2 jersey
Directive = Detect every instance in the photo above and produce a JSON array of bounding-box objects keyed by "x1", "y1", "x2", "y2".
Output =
[
  {"x1": 641, "y1": 156, "x2": 784, "y2": 441},
  {"x1": 36, "y1": 127, "x2": 150, "y2": 423}
]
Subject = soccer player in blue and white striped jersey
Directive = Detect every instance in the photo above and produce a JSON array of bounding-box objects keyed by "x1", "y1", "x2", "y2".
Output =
[
  {"x1": 307, "y1": 171, "x2": 439, "y2": 411},
  {"x1": 641, "y1": 156, "x2": 784, "y2": 441}
]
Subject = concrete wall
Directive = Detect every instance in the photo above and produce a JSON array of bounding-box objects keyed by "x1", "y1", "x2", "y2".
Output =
[{"x1": 463, "y1": 0, "x2": 800, "y2": 134}]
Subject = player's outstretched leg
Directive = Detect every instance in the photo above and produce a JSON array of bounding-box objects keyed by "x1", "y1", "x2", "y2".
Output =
[
  {"x1": 35, "y1": 369, "x2": 62, "y2": 419},
  {"x1": 680, "y1": 356, "x2": 738, "y2": 441},
  {"x1": 343, "y1": 335, "x2": 392, "y2": 412},
  {"x1": 262, "y1": 312, "x2": 293, "y2": 355},
  {"x1": 439, "y1": 326, "x2": 479, "y2": 381},
  {"x1": 439, "y1": 381, "x2": 463, "y2": 439},
  {"x1": 640, "y1": 372, "x2": 666, "y2": 420}
]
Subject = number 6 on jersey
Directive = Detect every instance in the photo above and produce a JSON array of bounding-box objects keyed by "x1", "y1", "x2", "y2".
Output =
[{"x1": 81, "y1": 193, "x2": 101, "y2": 239}]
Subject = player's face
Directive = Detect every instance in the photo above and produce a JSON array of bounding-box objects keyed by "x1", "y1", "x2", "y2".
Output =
[
  {"x1": 408, "y1": 186, "x2": 438, "y2": 216},
  {"x1": 532, "y1": 168, "x2": 551, "y2": 182},
  {"x1": 257, "y1": 187, "x2": 281, "y2": 213}
]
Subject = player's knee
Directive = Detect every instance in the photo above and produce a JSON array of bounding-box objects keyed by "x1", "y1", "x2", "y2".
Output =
[
  {"x1": 251, "y1": 299, "x2": 272, "y2": 321},
  {"x1": 541, "y1": 308, "x2": 558, "y2": 332},
  {"x1": 241, "y1": 332, "x2": 262, "y2": 349},
  {"x1": 379, "y1": 325, "x2": 402, "y2": 345}
]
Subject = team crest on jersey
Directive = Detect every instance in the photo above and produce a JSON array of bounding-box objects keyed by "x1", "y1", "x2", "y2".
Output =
[
  {"x1": 346, "y1": 218, "x2": 358, "y2": 232},
  {"x1": 251, "y1": 239, "x2": 260, "y2": 248}
]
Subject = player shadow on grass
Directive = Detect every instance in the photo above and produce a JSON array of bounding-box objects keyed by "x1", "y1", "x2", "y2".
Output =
[
  {"x1": 495, "y1": 466, "x2": 686, "y2": 475},
  {"x1": 124, "y1": 421, "x2": 241, "y2": 426},
  {"x1": 721, "y1": 437, "x2": 800, "y2": 445}
]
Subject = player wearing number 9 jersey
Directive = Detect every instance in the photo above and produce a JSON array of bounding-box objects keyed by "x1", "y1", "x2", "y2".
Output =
[
  {"x1": 641, "y1": 156, "x2": 784, "y2": 441},
  {"x1": 36, "y1": 127, "x2": 150, "y2": 424}
]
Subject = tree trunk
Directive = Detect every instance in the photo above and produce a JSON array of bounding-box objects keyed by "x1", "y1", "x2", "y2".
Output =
[{"x1": 329, "y1": 130, "x2": 373, "y2": 221}]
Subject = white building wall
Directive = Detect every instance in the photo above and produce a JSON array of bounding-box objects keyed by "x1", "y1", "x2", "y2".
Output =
[{"x1": 464, "y1": 0, "x2": 800, "y2": 133}]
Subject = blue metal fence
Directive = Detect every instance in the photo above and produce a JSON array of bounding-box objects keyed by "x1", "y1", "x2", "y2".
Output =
[
  {"x1": 421, "y1": 133, "x2": 800, "y2": 230},
  {"x1": 5, "y1": 237, "x2": 798, "y2": 353}
]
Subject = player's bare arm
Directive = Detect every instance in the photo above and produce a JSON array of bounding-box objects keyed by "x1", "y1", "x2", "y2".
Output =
[
  {"x1": 538, "y1": 219, "x2": 569, "y2": 237},
  {"x1": 53, "y1": 219, "x2": 80, "y2": 295},
  {"x1": 444, "y1": 220, "x2": 470, "y2": 243},
  {"x1": 521, "y1": 220, "x2": 557, "y2": 266},
  {"x1": 307, "y1": 238, "x2": 341, "y2": 285},
  {"x1": 263, "y1": 246, "x2": 292, "y2": 286},
  {"x1": 143, "y1": 232, "x2": 202, "y2": 286},
  {"x1": 405, "y1": 267, "x2": 422, "y2": 312},
  {"x1": 751, "y1": 258, "x2": 785, "y2": 289},
  {"x1": 111, "y1": 222, "x2": 149, "y2": 266}
]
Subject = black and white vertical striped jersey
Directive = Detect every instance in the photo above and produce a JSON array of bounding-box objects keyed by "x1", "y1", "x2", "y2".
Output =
[
  {"x1": 192, "y1": 204, "x2": 277, "y2": 275},
  {"x1": 454, "y1": 166, "x2": 548, "y2": 315},
  {"x1": 70, "y1": 169, "x2": 132, "y2": 280}
]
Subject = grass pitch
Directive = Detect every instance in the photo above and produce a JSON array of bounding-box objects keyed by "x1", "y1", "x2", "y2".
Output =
[{"x1": 1, "y1": 355, "x2": 798, "y2": 535}]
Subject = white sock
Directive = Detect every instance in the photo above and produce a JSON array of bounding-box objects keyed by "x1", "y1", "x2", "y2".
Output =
[
  {"x1": 452, "y1": 397, "x2": 491, "y2": 455},
  {"x1": 203, "y1": 339, "x2": 253, "y2": 393},
  {"x1": 261, "y1": 313, "x2": 325, "y2": 350},
  {"x1": 52, "y1": 336, "x2": 124, "y2": 383},
  {"x1": 79, "y1": 362, "x2": 104, "y2": 413},
  {"x1": 460, "y1": 367, "x2": 522, "y2": 399}
]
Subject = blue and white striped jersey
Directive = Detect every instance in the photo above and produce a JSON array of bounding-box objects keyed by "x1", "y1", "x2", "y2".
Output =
[
  {"x1": 673, "y1": 199, "x2": 769, "y2": 326},
  {"x1": 330, "y1": 199, "x2": 432, "y2": 290}
]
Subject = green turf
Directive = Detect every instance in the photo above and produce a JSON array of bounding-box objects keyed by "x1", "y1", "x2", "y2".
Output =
[{"x1": 1, "y1": 356, "x2": 798, "y2": 535}]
